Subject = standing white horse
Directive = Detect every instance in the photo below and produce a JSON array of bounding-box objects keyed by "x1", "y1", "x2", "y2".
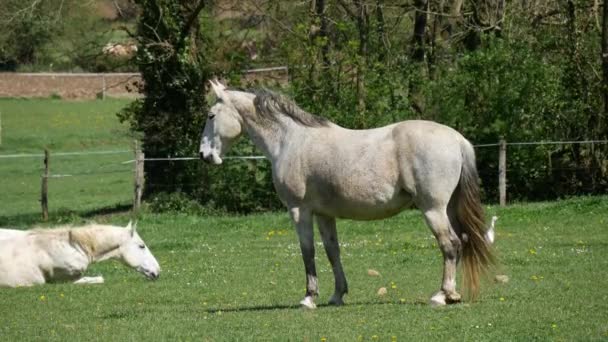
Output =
[
  {"x1": 200, "y1": 81, "x2": 495, "y2": 308},
  {"x1": 0, "y1": 221, "x2": 160, "y2": 287}
]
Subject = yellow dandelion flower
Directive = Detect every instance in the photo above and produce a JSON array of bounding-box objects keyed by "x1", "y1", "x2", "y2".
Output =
[
  {"x1": 39, "y1": 295, "x2": 46, "y2": 301},
  {"x1": 60, "y1": 293, "x2": 64, "y2": 298},
  {"x1": 499, "y1": 297, "x2": 505, "y2": 301},
  {"x1": 321, "y1": 338, "x2": 327, "y2": 342},
  {"x1": 400, "y1": 298, "x2": 406, "y2": 303},
  {"x1": 551, "y1": 324, "x2": 557, "y2": 329},
  {"x1": 529, "y1": 249, "x2": 537, "y2": 255},
  {"x1": 391, "y1": 336, "x2": 397, "y2": 342},
  {"x1": 372, "y1": 335, "x2": 379, "y2": 340}
]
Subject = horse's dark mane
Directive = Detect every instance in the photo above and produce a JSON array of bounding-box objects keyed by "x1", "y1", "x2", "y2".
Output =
[{"x1": 250, "y1": 89, "x2": 330, "y2": 128}]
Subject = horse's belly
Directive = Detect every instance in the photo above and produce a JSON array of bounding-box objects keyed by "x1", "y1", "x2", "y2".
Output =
[{"x1": 313, "y1": 190, "x2": 413, "y2": 220}]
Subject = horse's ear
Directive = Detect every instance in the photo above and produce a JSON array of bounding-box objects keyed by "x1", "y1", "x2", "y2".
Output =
[
  {"x1": 209, "y1": 79, "x2": 228, "y2": 101},
  {"x1": 126, "y1": 220, "x2": 136, "y2": 236}
]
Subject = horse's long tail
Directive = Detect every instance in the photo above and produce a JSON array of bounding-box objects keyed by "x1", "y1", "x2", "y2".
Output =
[{"x1": 456, "y1": 139, "x2": 495, "y2": 300}]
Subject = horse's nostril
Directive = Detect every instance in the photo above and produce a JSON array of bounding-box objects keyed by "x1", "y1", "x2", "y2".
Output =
[{"x1": 199, "y1": 152, "x2": 205, "y2": 160}]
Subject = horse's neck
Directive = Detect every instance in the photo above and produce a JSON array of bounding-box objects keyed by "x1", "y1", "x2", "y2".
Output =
[
  {"x1": 239, "y1": 101, "x2": 306, "y2": 161},
  {"x1": 244, "y1": 119, "x2": 295, "y2": 160},
  {"x1": 71, "y1": 226, "x2": 126, "y2": 263}
]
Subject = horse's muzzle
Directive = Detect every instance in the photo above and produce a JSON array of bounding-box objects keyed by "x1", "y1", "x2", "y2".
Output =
[
  {"x1": 146, "y1": 271, "x2": 160, "y2": 280},
  {"x1": 200, "y1": 152, "x2": 214, "y2": 164}
]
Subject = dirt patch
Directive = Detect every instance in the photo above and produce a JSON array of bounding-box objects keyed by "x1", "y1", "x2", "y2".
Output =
[
  {"x1": 0, "y1": 73, "x2": 142, "y2": 100},
  {"x1": 0, "y1": 69, "x2": 288, "y2": 100}
]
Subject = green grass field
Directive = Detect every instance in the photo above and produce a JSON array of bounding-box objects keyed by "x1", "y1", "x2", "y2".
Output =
[
  {"x1": 0, "y1": 198, "x2": 607, "y2": 340},
  {"x1": 0, "y1": 98, "x2": 134, "y2": 222},
  {"x1": 0, "y1": 99, "x2": 607, "y2": 340}
]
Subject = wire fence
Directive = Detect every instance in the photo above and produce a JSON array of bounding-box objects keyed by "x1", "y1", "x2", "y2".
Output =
[{"x1": 0, "y1": 139, "x2": 606, "y2": 220}]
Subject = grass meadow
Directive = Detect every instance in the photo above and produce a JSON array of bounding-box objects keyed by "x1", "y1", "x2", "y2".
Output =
[
  {"x1": 0, "y1": 98, "x2": 134, "y2": 222},
  {"x1": 0, "y1": 99, "x2": 607, "y2": 341}
]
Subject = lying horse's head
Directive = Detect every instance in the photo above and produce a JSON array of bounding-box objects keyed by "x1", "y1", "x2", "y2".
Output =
[{"x1": 118, "y1": 221, "x2": 161, "y2": 280}]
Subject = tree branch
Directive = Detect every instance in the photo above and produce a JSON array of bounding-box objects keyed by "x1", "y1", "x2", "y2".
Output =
[{"x1": 180, "y1": 0, "x2": 206, "y2": 41}]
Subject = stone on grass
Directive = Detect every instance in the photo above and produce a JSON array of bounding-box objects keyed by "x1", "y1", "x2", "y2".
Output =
[
  {"x1": 495, "y1": 274, "x2": 509, "y2": 283},
  {"x1": 367, "y1": 269, "x2": 381, "y2": 277}
]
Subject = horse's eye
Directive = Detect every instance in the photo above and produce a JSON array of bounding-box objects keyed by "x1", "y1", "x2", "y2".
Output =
[
  {"x1": 139, "y1": 244, "x2": 146, "y2": 249},
  {"x1": 209, "y1": 114, "x2": 216, "y2": 120}
]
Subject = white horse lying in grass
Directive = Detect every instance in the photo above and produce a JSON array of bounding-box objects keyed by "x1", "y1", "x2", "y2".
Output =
[
  {"x1": 0, "y1": 221, "x2": 160, "y2": 287},
  {"x1": 200, "y1": 81, "x2": 496, "y2": 308}
]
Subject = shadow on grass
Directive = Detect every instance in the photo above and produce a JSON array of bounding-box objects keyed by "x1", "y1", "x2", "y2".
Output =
[
  {"x1": 0, "y1": 203, "x2": 132, "y2": 227},
  {"x1": 203, "y1": 299, "x2": 430, "y2": 314}
]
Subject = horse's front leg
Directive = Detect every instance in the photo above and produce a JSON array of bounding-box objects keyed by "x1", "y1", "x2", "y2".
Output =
[
  {"x1": 290, "y1": 207, "x2": 318, "y2": 309},
  {"x1": 316, "y1": 215, "x2": 348, "y2": 306},
  {"x1": 73, "y1": 276, "x2": 104, "y2": 285}
]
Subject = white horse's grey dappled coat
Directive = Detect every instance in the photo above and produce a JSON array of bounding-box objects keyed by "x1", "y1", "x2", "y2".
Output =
[
  {"x1": 0, "y1": 222, "x2": 160, "y2": 287},
  {"x1": 200, "y1": 81, "x2": 495, "y2": 307}
]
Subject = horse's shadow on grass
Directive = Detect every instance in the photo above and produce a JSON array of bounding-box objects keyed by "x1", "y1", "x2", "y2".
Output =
[
  {"x1": 203, "y1": 299, "x2": 431, "y2": 314},
  {"x1": 0, "y1": 203, "x2": 131, "y2": 227}
]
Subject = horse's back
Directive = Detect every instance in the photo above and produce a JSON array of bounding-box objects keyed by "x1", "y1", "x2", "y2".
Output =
[{"x1": 0, "y1": 228, "x2": 28, "y2": 241}]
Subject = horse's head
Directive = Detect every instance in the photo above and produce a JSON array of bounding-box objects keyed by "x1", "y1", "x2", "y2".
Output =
[
  {"x1": 199, "y1": 80, "x2": 244, "y2": 164},
  {"x1": 119, "y1": 221, "x2": 160, "y2": 280}
]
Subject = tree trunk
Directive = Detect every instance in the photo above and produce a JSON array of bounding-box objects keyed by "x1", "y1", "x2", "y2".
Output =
[
  {"x1": 465, "y1": 0, "x2": 506, "y2": 50},
  {"x1": 376, "y1": 0, "x2": 387, "y2": 61},
  {"x1": 312, "y1": 0, "x2": 329, "y2": 67},
  {"x1": 446, "y1": 0, "x2": 464, "y2": 38},
  {"x1": 355, "y1": 0, "x2": 369, "y2": 115},
  {"x1": 412, "y1": 0, "x2": 428, "y2": 61},
  {"x1": 602, "y1": 0, "x2": 608, "y2": 117}
]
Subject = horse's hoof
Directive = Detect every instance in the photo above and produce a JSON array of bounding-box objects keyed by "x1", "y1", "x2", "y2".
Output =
[
  {"x1": 300, "y1": 296, "x2": 317, "y2": 309},
  {"x1": 446, "y1": 292, "x2": 462, "y2": 304},
  {"x1": 429, "y1": 291, "x2": 447, "y2": 307},
  {"x1": 328, "y1": 294, "x2": 344, "y2": 306}
]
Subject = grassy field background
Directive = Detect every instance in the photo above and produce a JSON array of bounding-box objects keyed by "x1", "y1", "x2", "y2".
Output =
[
  {"x1": 0, "y1": 98, "x2": 134, "y2": 223},
  {"x1": 0, "y1": 99, "x2": 607, "y2": 340},
  {"x1": 0, "y1": 198, "x2": 607, "y2": 340}
]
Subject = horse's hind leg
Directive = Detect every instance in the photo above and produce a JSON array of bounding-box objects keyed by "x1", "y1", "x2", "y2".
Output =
[
  {"x1": 316, "y1": 215, "x2": 348, "y2": 306},
  {"x1": 290, "y1": 207, "x2": 319, "y2": 309},
  {"x1": 422, "y1": 206, "x2": 463, "y2": 306}
]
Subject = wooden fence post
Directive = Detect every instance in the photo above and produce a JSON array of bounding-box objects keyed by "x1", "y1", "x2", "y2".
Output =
[
  {"x1": 498, "y1": 138, "x2": 507, "y2": 207},
  {"x1": 41, "y1": 149, "x2": 49, "y2": 221},
  {"x1": 133, "y1": 141, "x2": 145, "y2": 211},
  {"x1": 101, "y1": 75, "x2": 106, "y2": 100}
]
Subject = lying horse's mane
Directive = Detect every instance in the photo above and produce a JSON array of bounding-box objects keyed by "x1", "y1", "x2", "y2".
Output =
[
  {"x1": 250, "y1": 89, "x2": 330, "y2": 128},
  {"x1": 30, "y1": 223, "x2": 121, "y2": 258},
  {"x1": 69, "y1": 229, "x2": 100, "y2": 257}
]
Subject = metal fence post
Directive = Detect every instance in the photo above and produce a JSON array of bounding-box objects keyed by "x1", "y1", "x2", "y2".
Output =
[
  {"x1": 499, "y1": 138, "x2": 507, "y2": 206},
  {"x1": 41, "y1": 149, "x2": 49, "y2": 220}
]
